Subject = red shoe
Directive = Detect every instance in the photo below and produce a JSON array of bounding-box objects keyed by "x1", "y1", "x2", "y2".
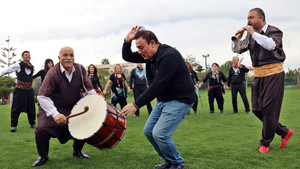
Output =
[
  {"x1": 279, "y1": 129, "x2": 294, "y2": 148},
  {"x1": 259, "y1": 146, "x2": 270, "y2": 153}
]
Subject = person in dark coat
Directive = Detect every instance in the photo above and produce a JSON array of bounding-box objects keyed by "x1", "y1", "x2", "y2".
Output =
[
  {"x1": 0, "y1": 51, "x2": 36, "y2": 132},
  {"x1": 232, "y1": 8, "x2": 294, "y2": 153},
  {"x1": 227, "y1": 56, "x2": 250, "y2": 114},
  {"x1": 32, "y1": 46, "x2": 96, "y2": 167},
  {"x1": 129, "y1": 63, "x2": 152, "y2": 116}
]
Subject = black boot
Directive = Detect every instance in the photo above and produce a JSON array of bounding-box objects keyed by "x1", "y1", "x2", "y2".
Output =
[
  {"x1": 73, "y1": 151, "x2": 90, "y2": 159},
  {"x1": 32, "y1": 156, "x2": 48, "y2": 167}
]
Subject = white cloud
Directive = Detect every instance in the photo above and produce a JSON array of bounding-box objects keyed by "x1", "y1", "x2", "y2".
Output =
[{"x1": 0, "y1": 0, "x2": 299, "y2": 73}]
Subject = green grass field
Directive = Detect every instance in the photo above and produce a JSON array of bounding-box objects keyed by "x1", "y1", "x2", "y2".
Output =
[{"x1": 0, "y1": 87, "x2": 299, "y2": 169}]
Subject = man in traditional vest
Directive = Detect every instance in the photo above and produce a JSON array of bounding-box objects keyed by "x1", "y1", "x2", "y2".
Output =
[
  {"x1": 0, "y1": 51, "x2": 36, "y2": 132},
  {"x1": 232, "y1": 8, "x2": 294, "y2": 153}
]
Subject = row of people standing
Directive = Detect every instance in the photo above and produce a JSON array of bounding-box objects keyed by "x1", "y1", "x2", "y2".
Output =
[
  {"x1": 189, "y1": 59, "x2": 250, "y2": 115},
  {"x1": 100, "y1": 59, "x2": 249, "y2": 115}
]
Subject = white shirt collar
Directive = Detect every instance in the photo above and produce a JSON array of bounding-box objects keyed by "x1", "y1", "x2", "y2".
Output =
[
  {"x1": 262, "y1": 23, "x2": 268, "y2": 33},
  {"x1": 59, "y1": 63, "x2": 75, "y2": 73},
  {"x1": 60, "y1": 63, "x2": 75, "y2": 82}
]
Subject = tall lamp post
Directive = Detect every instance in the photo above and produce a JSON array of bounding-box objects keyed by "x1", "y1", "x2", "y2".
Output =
[
  {"x1": 297, "y1": 68, "x2": 300, "y2": 85},
  {"x1": 202, "y1": 54, "x2": 209, "y2": 72}
]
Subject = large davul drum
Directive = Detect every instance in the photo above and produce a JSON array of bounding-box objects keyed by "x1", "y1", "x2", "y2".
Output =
[{"x1": 68, "y1": 94, "x2": 127, "y2": 150}]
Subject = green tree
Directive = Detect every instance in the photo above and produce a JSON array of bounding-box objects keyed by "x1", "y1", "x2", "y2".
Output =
[
  {"x1": 0, "y1": 37, "x2": 20, "y2": 72},
  {"x1": 101, "y1": 58, "x2": 110, "y2": 65},
  {"x1": 184, "y1": 54, "x2": 204, "y2": 72},
  {"x1": 196, "y1": 65, "x2": 204, "y2": 72},
  {"x1": 285, "y1": 68, "x2": 297, "y2": 86},
  {"x1": 0, "y1": 76, "x2": 15, "y2": 97},
  {"x1": 98, "y1": 69, "x2": 111, "y2": 87},
  {"x1": 219, "y1": 60, "x2": 232, "y2": 77}
]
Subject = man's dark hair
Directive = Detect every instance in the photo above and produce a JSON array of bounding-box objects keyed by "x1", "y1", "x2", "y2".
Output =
[
  {"x1": 134, "y1": 29, "x2": 159, "y2": 44},
  {"x1": 250, "y1": 8, "x2": 266, "y2": 21},
  {"x1": 22, "y1": 51, "x2": 30, "y2": 57}
]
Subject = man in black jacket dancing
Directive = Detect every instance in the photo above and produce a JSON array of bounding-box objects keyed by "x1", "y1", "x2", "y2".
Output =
[{"x1": 120, "y1": 26, "x2": 195, "y2": 169}]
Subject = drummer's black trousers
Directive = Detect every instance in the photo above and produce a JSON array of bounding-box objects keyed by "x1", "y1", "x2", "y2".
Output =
[{"x1": 35, "y1": 125, "x2": 85, "y2": 158}]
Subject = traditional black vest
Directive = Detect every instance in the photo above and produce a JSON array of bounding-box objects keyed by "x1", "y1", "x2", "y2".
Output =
[{"x1": 17, "y1": 61, "x2": 34, "y2": 82}]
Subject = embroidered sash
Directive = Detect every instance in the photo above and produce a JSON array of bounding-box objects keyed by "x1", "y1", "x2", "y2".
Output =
[{"x1": 254, "y1": 62, "x2": 284, "y2": 77}]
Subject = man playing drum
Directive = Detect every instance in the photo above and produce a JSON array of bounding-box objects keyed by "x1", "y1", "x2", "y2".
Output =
[
  {"x1": 32, "y1": 46, "x2": 97, "y2": 167},
  {"x1": 121, "y1": 26, "x2": 195, "y2": 169}
]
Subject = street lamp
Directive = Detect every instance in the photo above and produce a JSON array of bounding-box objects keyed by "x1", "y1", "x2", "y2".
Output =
[{"x1": 202, "y1": 54, "x2": 209, "y2": 72}]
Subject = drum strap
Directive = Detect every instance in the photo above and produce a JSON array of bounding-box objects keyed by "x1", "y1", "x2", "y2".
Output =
[{"x1": 79, "y1": 64, "x2": 88, "y2": 94}]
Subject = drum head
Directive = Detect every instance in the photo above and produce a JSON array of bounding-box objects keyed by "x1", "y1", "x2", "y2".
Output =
[{"x1": 68, "y1": 95, "x2": 107, "y2": 140}]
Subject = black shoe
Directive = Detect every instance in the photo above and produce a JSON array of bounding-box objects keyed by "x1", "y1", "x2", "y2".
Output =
[
  {"x1": 170, "y1": 164, "x2": 184, "y2": 169},
  {"x1": 154, "y1": 161, "x2": 171, "y2": 168},
  {"x1": 231, "y1": 111, "x2": 238, "y2": 114},
  {"x1": 10, "y1": 127, "x2": 16, "y2": 132},
  {"x1": 208, "y1": 110, "x2": 214, "y2": 114},
  {"x1": 220, "y1": 110, "x2": 224, "y2": 114},
  {"x1": 31, "y1": 124, "x2": 37, "y2": 129},
  {"x1": 73, "y1": 151, "x2": 90, "y2": 159},
  {"x1": 32, "y1": 156, "x2": 48, "y2": 167},
  {"x1": 246, "y1": 111, "x2": 251, "y2": 114}
]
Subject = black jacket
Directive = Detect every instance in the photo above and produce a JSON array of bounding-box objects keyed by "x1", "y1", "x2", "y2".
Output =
[
  {"x1": 228, "y1": 65, "x2": 249, "y2": 86},
  {"x1": 122, "y1": 41, "x2": 195, "y2": 108}
]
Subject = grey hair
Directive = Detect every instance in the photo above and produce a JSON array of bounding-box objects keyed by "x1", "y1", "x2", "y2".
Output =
[{"x1": 232, "y1": 56, "x2": 239, "y2": 60}]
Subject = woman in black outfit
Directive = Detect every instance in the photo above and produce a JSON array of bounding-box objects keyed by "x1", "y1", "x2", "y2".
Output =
[
  {"x1": 103, "y1": 64, "x2": 129, "y2": 109},
  {"x1": 33, "y1": 59, "x2": 54, "y2": 85},
  {"x1": 199, "y1": 63, "x2": 227, "y2": 114},
  {"x1": 87, "y1": 64, "x2": 103, "y2": 94},
  {"x1": 186, "y1": 62, "x2": 200, "y2": 115}
]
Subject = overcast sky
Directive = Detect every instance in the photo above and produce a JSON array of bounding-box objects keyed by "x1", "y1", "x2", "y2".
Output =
[{"x1": 0, "y1": 0, "x2": 299, "y2": 73}]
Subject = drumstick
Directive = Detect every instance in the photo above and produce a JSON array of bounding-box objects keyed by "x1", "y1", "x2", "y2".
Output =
[{"x1": 66, "y1": 106, "x2": 89, "y2": 119}]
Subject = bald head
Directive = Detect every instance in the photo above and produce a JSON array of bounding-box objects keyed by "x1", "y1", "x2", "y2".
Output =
[{"x1": 59, "y1": 46, "x2": 74, "y2": 56}]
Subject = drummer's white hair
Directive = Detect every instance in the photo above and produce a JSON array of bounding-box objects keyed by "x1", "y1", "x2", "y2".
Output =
[{"x1": 59, "y1": 46, "x2": 74, "y2": 55}]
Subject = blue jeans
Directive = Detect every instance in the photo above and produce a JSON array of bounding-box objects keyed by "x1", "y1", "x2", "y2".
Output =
[{"x1": 143, "y1": 100, "x2": 193, "y2": 166}]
